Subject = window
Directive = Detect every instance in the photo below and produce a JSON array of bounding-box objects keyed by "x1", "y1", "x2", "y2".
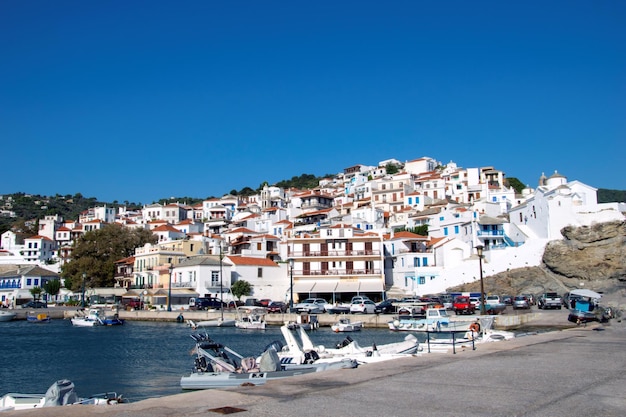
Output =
[
  {"x1": 27, "y1": 278, "x2": 32, "y2": 285},
  {"x1": 413, "y1": 257, "x2": 419, "y2": 267},
  {"x1": 443, "y1": 227, "x2": 448, "y2": 236},
  {"x1": 211, "y1": 271, "x2": 219, "y2": 286},
  {"x1": 408, "y1": 197, "x2": 412, "y2": 205},
  {"x1": 257, "y1": 268, "x2": 263, "y2": 278},
  {"x1": 422, "y1": 257, "x2": 428, "y2": 266},
  {"x1": 419, "y1": 277, "x2": 425, "y2": 285},
  {"x1": 454, "y1": 225, "x2": 459, "y2": 234}
]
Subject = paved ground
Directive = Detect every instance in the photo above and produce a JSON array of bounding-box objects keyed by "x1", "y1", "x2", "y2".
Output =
[{"x1": 5, "y1": 308, "x2": 625, "y2": 417}]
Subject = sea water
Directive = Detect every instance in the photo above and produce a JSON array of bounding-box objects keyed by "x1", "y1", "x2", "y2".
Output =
[{"x1": 0, "y1": 319, "x2": 422, "y2": 402}]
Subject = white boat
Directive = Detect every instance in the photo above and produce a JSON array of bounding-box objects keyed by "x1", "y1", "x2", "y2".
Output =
[
  {"x1": 388, "y1": 308, "x2": 474, "y2": 332},
  {"x1": 71, "y1": 308, "x2": 104, "y2": 327},
  {"x1": 187, "y1": 318, "x2": 236, "y2": 328},
  {"x1": 0, "y1": 310, "x2": 16, "y2": 322},
  {"x1": 235, "y1": 307, "x2": 267, "y2": 330},
  {"x1": 331, "y1": 317, "x2": 362, "y2": 333},
  {"x1": 271, "y1": 326, "x2": 420, "y2": 365},
  {"x1": 180, "y1": 331, "x2": 357, "y2": 390},
  {"x1": 0, "y1": 379, "x2": 125, "y2": 411}
]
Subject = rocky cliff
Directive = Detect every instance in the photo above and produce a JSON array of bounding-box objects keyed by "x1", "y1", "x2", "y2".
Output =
[{"x1": 450, "y1": 220, "x2": 626, "y2": 302}]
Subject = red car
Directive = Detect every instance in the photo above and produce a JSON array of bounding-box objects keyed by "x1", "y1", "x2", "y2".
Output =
[{"x1": 267, "y1": 301, "x2": 287, "y2": 313}]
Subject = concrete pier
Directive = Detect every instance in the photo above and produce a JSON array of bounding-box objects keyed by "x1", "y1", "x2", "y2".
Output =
[{"x1": 4, "y1": 313, "x2": 625, "y2": 417}]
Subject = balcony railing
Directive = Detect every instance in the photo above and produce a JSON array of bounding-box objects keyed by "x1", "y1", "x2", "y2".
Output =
[
  {"x1": 477, "y1": 230, "x2": 504, "y2": 236},
  {"x1": 292, "y1": 250, "x2": 381, "y2": 257},
  {"x1": 173, "y1": 282, "x2": 194, "y2": 288},
  {"x1": 294, "y1": 269, "x2": 381, "y2": 276}
]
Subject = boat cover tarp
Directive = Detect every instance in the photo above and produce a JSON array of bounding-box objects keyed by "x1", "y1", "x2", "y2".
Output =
[
  {"x1": 259, "y1": 348, "x2": 281, "y2": 372},
  {"x1": 43, "y1": 379, "x2": 79, "y2": 407},
  {"x1": 570, "y1": 289, "x2": 602, "y2": 299}
]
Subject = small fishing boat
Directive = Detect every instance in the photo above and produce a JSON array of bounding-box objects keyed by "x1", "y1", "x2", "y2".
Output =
[
  {"x1": 71, "y1": 308, "x2": 124, "y2": 327},
  {"x1": 26, "y1": 312, "x2": 51, "y2": 323},
  {"x1": 331, "y1": 317, "x2": 363, "y2": 332},
  {"x1": 0, "y1": 310, "x2": 16, "y2": 322},
  {"x1": 235, "y1": 307, "x2": 267, "y2": 330},
  {"x1": 187, "y1": 318, "x2": 236, "y2": 328},
  {"x1": 388, "y1": 308, "x2": 474, "y2": 332}
]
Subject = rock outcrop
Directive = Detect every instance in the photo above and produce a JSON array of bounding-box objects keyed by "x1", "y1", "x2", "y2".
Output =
[{"x1": 450, "y1": 220, "x2": 626, "y2": 301}]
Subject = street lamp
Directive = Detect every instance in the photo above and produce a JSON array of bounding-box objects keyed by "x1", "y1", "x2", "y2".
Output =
[
  {"x1": 475, "y1": 245, "x2": 486, "y2": 315},
  {"x1": 168, "y1": 264, "x2": 173, "y2": 312},
  {"x1": 81, "y1": 273, "x2": 86, "y2": 308},
  {"x1": 289, "y1": 258, "x2": 294, "y2": 312},
  {"x1": 219, "y1": 242, "x2": 224, "y2": 321}
]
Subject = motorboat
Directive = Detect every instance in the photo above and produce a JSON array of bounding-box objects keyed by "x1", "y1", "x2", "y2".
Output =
[
  {"x1": 285, "y1": 313, "x2": 319, "y2": 331},
  {"x1": 235, "y1": 307, "x2": 267, "y2": 330},
  {"x1": 0, "y1": 379, "x2": 125, "y2": 411},
  {"x1": 388, "y1": 308, "x2": 474, "y2": 332},
  {"x1": 270, "y1": 326, "x2": 420, "y2": 365},
  {"x1": 180, "y1": 331, "x2": 357, "y2": 390},
  {"x1": 0, "y1": 310, "x2": 16, "y2": 322},
  {"x1": 187, "y1": 318, "x2": 236, "y2": 328},
  {"x1": 331, "y1": 317, "x2": 362, "y2": 332},
  {"x1": 26, "y1": 312, "x2": 51, "y2": 323},
  {"x1": 101, "y1": 311, "x2": 124, "y2": 326}
]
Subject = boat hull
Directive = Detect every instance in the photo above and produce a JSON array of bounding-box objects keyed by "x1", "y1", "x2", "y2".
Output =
[
  {"x1": 180, "y1": 367, "x2": 318, "y2": 390},
  {"x1": 0, "y1": 311, "x2": 16, "y2": 322}
]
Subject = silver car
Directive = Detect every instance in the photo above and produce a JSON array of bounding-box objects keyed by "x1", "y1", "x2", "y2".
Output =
[{"x1": 512, "y1": 296, "x2": 530, "y2": 310}]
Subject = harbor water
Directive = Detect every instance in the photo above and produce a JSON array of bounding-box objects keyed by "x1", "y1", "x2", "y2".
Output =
[{"x1": 0, "y1": 318, "x2": 427, "y2": 402}]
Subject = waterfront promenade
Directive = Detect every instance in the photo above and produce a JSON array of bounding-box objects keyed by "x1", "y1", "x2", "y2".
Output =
[{"x1": 5, "y1": 313, "x2": 625, "y2": 417}]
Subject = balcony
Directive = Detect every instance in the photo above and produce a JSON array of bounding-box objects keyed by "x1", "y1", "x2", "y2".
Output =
[
  {"x1": 292, "y1": 250, "x2": 381, "y2": 258},
  {"x1": 172, "y1": 282, "x2": 195, "y2": 288},
  {"x1": 293, "y1": 269, "x2": 382, "y2": 277}
]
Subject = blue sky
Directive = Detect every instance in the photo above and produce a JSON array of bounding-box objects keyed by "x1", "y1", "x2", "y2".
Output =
[{"x1": 1, "y1": 1, "x2": 624, "y2": 204}]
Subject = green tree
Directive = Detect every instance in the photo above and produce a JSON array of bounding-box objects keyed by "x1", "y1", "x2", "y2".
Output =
[
  {"x1": 30, "y1": 287, "x2": 43, "y2": 301},
  {"x1": 385, "y1": 163, "x2": 400, "y2": 175},
  {"x1": 61, "y1": 224, "x2": 157, "y2": 290},
  {"x1": 43, "y1": 279, "x2": 61, "y2": 299},
  {"x1": 505, "y1": 177, "x2": 526, "y2": 194},
  {"x1": 231, "y1": 280, "x2": 252, "y2": 300}
]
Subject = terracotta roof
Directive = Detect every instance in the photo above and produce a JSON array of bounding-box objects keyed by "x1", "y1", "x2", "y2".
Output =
[{"x1": 226, "y1": 256, "x2": 279, "y2": 267}]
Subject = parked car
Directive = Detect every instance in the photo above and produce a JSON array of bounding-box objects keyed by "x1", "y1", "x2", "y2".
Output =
[
  {"x1": 21, "y1": 301, "x2": 47, "y2": 309},
  {"x1": 486, "y1": 295, "x2": 501, "y2": 305},
  {"x1": 350, "y1": 296, "x2": 371, "y2": 304},
  {"x1": 375, "y1": 298, "x2": 397, "y2": 314},
  {"x1": 267, "y1": 301, "x2": 287, "y2": 313},
  {"x1": 122, "y1": 297, "x2": 143, "y2": 309},
  {"x1": 258, "y1": 299, "x2": 272, "y2": 307},
  {"x1": 512, "y1": 295, "x2": 530, "y2": 310},
  {"x1": 501, "y1": 295, "x2": 513, "y2": 305},
  {"x1": 350, "y1": 299, "x2": 377, "y2": 314},
  {"x1": 293, "y1": 298, "x2": 330, "y2": 313},
  {"x1": 538, "y1": 292, "x2": 562, "y2": 310},
  {"x1": 244, "y1": 298, "x2": 264, "y2": 307},
  {"x1": 453, "y1": 296, "x2": 475, "y2": 315},
  {"x1": 193, "y1": 297, "x2": 224, "y2": 310},
  {"x1": 521, "y1": 294, "x2": 536, "y2": 305}
]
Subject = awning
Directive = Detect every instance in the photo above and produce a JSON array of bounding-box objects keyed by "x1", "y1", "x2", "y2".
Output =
[
  {"x1": 335, "y1": 280, "x2": 360, "y2": 293},
  {"x1": 358, "y1": 280, "x2": 384, "y2": 293},
  {"x1": 293, "y1": 281, "x2": 316, "y2": 293},
  {"x1": 312, "y1": 280, "x2": 338, "y2": 293},
  {"x1": 570, "y1": 289, "x2": 602, "y2": 299}
]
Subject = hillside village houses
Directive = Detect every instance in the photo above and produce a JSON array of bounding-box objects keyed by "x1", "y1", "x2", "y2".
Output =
[{"x1": 1, "y1": 156, "x2": 625, "y2": 309}]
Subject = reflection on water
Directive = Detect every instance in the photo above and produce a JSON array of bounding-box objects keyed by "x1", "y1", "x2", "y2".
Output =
[{"x1": 0, "y1": 318, "x2": 422, "y2": 401}]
